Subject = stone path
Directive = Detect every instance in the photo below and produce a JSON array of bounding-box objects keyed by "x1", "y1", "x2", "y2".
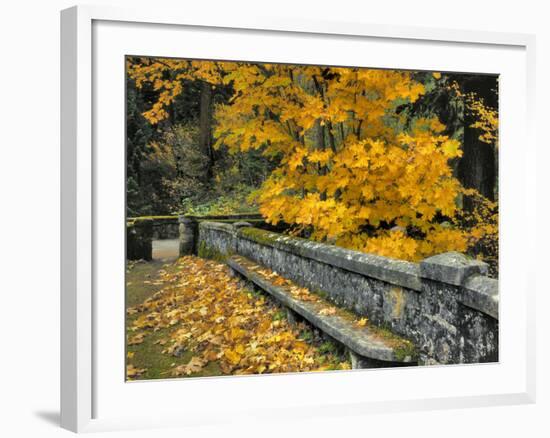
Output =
[{"x1": 152, "y1": 239, "x2": 179, "y2": 261}]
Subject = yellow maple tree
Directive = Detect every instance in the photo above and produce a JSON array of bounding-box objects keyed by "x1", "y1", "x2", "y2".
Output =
[{"x1": 128, "y1": 58, "x2": 495, "y2": 262}]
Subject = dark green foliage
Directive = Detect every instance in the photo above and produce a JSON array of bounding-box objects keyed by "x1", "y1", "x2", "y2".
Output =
[
  {"x1": 126, "y1": 76, "x2": 154, "y2": 216},
  {"x1": 126, "y1": 57, "x2": 277, "y2": 216}
]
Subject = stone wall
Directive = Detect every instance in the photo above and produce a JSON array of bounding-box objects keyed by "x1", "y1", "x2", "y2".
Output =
[
  {"x1": 127, "y1": 219, "x2": 153, "y2": 261},
  {"x1": 152, "y1": 218, "x2": 179, "y2": 239},
  {"x1": 178, "y1": 213, "x2": 264, "y2": 257},
  {"x1": 128, "y1": 216, "x2": 180, "y2": 240},
  {"x1": 126, "y1": 214, "x2": 265, "y2": 260},
  {"x1": 198, "y1": 221, "x2": 499, "y2": 366},
  {"x1": 127, "y1": 217, "x2": 176, "y2": 260}
]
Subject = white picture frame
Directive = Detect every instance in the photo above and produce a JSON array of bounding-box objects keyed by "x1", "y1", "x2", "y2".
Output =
[{"x1": 60, "y1": 4, "x2": 536, "y2": 433}]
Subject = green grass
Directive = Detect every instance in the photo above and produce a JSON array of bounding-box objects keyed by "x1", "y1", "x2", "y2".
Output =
[
  {"x1": 125, "y1": 260, "x2": 175, "y2": 308},
  {"x1": 318, "y1": 341, "x2": 339, "y2": 355},
  {"x1": 272, "y1": 309, "x2": 287, "y2": 321},
  {"x1": 126, "y1": 321, "x2": 222, "y2": 380}
]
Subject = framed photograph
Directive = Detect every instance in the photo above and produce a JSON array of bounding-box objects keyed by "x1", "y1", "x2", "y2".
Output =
[{"x1": 61, "y1": 5, "x2": 536, "y2": 433}]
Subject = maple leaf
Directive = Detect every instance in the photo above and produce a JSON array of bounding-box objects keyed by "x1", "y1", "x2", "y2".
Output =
[
  {"x1": 127, "y1": 364, "x2": 146, "y2": 379},
  {"x1": 224, "y1": 348, "x2": 241, "y2": 365},
  {"x1": 173, "y1": 356, "x2": 207, "y2": 376},
  {"x1": 441, "y1": 139, "x2": 461, "y2": 158},
  {"x1": 128, "y1": 333, "x2": 145, "y2": 345},
  {"x1": 273, "y1": 276, "x2": 288, "y2": 286},
  {"x1": 318, "y1": 307, "x2": 337, "y2": 316}
]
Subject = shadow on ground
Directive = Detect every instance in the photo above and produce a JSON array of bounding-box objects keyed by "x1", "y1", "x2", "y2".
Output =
[{"x1": 34, "y1": 410, "x2": 59, "y2": 426}]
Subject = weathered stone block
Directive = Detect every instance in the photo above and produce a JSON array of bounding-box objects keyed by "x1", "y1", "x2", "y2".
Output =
[
  {"x1": 233, "y1": 221, "x2": 253, "y2": 229},
  {"x1": 285, "y1": 308, "x2": 300, "y2": 325},
  {"x1": 348, "y1": 351, "x2": 415, "y2": 369},
  {"x1": 420, "y1": 252, "x2": 488, "y2": 286},
  {"x1": 383, "y1": 286, "x2": 406, "y2": 320},
  {"x1": 461, "y1": 275, "x2": 499, "y2": 319},
  {"x1": 178, "y1": 216, "x2": 198, "y2": 256},
  {"x1": 127, "y1": 219, "x2": 153, "y2": 261},
  {"x1": 349, "y1": 350, "x2": 373, "y2": 369},
  {"x1": 198, "y1": 221, "x2": 236, "y2": 258}
]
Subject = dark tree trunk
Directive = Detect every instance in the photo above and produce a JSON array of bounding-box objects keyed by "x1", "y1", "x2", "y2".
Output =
[
  {"x1": 315, "y1": 120, "x2": 326, "y2": 152},
  {"x1": 458, "y1": 111, "x2": 496, "y2": 199},
  {"x1": 457, "y1": 75, "x2": 498, "y2": 208},
  {"x1": 314, "y1": 120, "x2": 328, "y2": 200},
  {"x1": 199, "y1": 80, "x2": 214, "y2": 182}
]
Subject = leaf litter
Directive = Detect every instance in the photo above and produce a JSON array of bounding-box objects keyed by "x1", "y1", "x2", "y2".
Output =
[{"x1": 126, "y1": 256, "x2": 351, "y2": 379}]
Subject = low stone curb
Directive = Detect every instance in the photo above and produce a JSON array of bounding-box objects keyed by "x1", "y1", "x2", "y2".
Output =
[{"x1": 227, "y1": 255, "x2": 418, "y2": 365}]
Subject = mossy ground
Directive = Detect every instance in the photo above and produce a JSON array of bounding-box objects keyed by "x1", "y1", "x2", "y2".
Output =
[
  {"x1": 126, "y1": 260, "x2": 173, "y2": 308},
  {"x1": 126, "y1": 260, "x2": 222, "y2": 379}
]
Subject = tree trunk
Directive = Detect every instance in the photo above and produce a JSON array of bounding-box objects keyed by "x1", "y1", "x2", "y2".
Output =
[
  {"x1": 457, "y1": 111, "x2": 496, "y2": 207},
  {"x1": 199, "y1": 80, "x2": 214, "y2": 182},
  {"x1": 457, "y1": 75, "x2": 498, "y2": 209}
]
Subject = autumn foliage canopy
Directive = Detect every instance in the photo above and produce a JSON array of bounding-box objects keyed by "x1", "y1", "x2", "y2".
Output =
[{"x1": 127, "y1": 59, "x2": 497, "y2": 263}]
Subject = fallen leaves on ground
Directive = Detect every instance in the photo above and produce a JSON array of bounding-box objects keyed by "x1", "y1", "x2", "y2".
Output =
[
  {"x1": 127, "y1": 364, "x2": 146, "y2": 380},
  {"x1": 126, "y1": 256, "x2": 350, "y2": 378},
  {"x1": 128, "y1": 333, "x2": 146, "y2": 345},
  {"x1": 172, "y1": 356, "x2": 207, "y2": 375}
]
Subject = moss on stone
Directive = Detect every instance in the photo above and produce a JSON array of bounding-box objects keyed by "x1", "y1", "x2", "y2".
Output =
[
  {"x1": 239, "y1": 227, "x2": 282, "y2": 246},
  {"x1": 317, "y1": 301, "x2": 416, "y2": 361},
  {"x1": 130, "y1": 215, "x2": 179, "y2": 221},
  {"x1": 313, "y1": 289, "x2": 329, "y2": 300},
  {"x1": 393, "y1": 342, "x2": 418, "y2": 362},
  {"x1": 370, "y1": 325, "x2": 418, "y2": 361},
  {"x1": 197, "y1": 241, "x2": 228, "y2": 262},
  {"x1": 197, "y1": 218, "x2": 264, "y2": 224}
]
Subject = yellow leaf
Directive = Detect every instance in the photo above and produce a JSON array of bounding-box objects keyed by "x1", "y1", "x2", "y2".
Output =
[
  {"x1": 318, "y1": 307, "x2": 337, "y2": 316},
  {"x1": 127, "y1": 364, "x2": 146, "y2": 379},
  {"x1": 174, "y1": 356, "x2": 207, "y2": 376},
  {"x1": 224, "y1": 349, "x2": 241, "y2": 365},
  {"x1": 441, "y1": 139, "x2": 461, "y2": 157},
  {"x1": 128, "y1": 333, "x2": 145, "y2": 346}
]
